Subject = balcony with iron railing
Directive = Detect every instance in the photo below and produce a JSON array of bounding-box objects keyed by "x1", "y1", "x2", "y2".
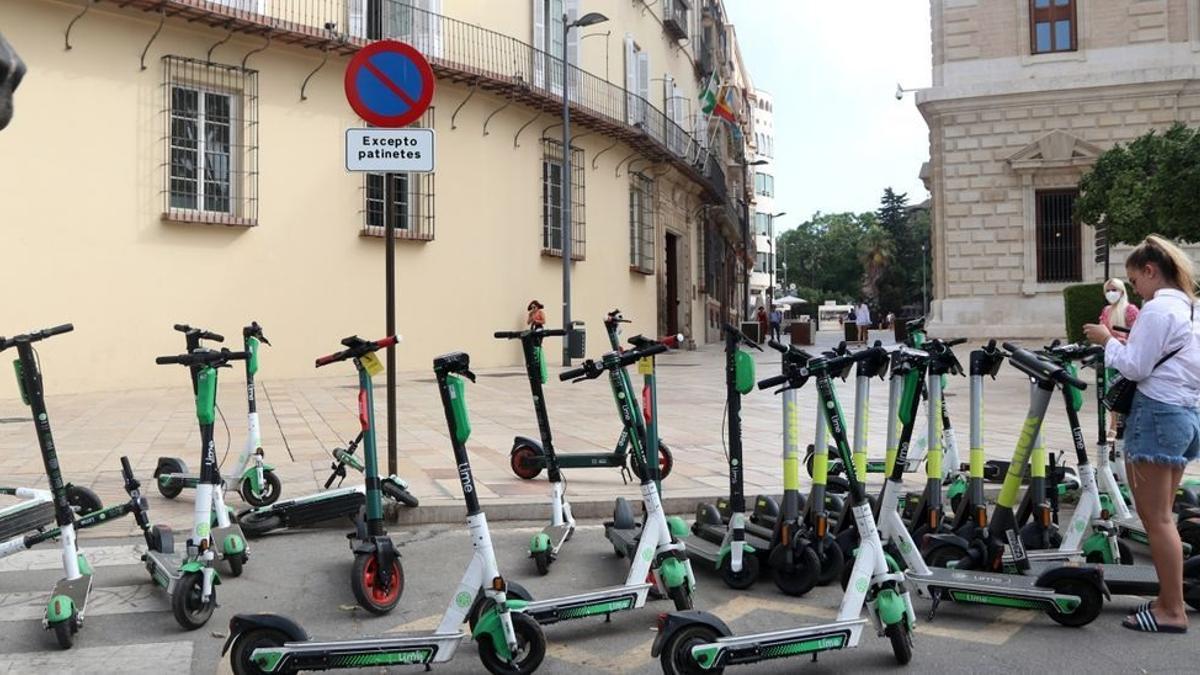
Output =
[{"x1": 88, "y1": 0, "x2": 727, "y2": 201}]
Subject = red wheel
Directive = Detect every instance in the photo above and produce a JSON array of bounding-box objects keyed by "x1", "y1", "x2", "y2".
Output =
[
  {"x1": 658, "y1": 443, "x2": 674, "y2": 480},
  {"x1": 510, "y1": 444, "x2": 544, "y2": 480},
  {"x1": 351, "y1": 552, "x2": 404, "y2": 615}
]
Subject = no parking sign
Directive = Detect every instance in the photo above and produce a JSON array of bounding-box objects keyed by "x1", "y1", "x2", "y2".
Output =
[{"x1": 344, "y1": 41, "x2": 435, "y2": 172}]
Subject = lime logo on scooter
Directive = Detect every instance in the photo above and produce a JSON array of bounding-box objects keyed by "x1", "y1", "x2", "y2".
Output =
[
  {"x1": 455, "y1": 591, "x2": 472, "y2": 608},
  {"x1": 457, "y1": 462, "x2": 473, "y2": 494},
  {"x1": 854, "y1": 577, "x2": 869, "y2": 594},
  {"x1": 205, "y1": 439, "x2": 217, "y2": 466}
]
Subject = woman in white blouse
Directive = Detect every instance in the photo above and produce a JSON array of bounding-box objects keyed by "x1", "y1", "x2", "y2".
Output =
[{"x1": 1084, "y1": 235, "x2": 1200, "y2": 635}]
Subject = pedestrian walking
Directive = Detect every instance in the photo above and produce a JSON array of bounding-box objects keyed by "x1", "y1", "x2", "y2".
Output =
[
  {"x1": 527, "y1": 300, "x2": 546, "y2": 330},
  {"x1": 1083, "y1": 235, "x2": 1199, "y2": 635},
  {"x1": 769, "y1": 307, "x2": 783, "y2": 342},
  {"x1": 855, "y1": 300, "x2": 872, "y2": 342}
]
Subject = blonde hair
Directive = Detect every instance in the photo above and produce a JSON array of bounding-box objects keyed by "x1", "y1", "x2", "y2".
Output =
[
  {"x1": 1125, "y1": 234, "x2": 1197, "y2": 303},
  {"x1": 1104, "y1": 277, "x2": 1131, "y2": 328}
]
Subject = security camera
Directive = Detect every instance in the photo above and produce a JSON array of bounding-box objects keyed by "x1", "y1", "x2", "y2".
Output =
[{"x1": 895, "y1": 83, "x2": 904, "y2": 101}]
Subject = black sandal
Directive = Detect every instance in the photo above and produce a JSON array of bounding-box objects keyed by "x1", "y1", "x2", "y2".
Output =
[{"x1": 1122, "y1": 607, "x2": 1188, "y2": 634}]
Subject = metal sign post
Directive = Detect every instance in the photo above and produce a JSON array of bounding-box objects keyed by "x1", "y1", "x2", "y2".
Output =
[{"x1": 344, "y1": 40, "x2": 435, "y2": 477}]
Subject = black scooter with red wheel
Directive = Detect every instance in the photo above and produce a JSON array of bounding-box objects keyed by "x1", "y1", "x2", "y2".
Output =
[{"x1": 507, "y1": 309, "x2": 673, "y2": 482}]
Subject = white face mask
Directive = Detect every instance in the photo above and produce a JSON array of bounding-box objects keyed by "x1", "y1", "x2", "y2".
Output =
[{"x1": 1105, "y1": 290, "x2": 1122, "y2": 304}]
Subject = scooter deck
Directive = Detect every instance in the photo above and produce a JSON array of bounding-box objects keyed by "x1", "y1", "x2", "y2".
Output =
[
  {"x1": 48, "y1": 573, "x2": 93, "y2": 621},
  {"x1": 523, "y1": 583, "x2": 651, "y2": 624},
  {"x1": 270, "y1": 632, "x2": 465, "y2": 668},
  {"x1": 1023, "y1": 558, "x2": 1166, "y2": 596},
  {"x1": 255, "y1": 487, "x2": 366, "y2": 528},
  {"x1": 143, "y1": 549, "x2": 189, "y2": 592},
  {"x1": 700, "y1": 618, "x2": 867, "y2": 664},
  {"x1": 0, "y1": 499, "x2": 54, "y2": 541},
  {"x1": 691, "y1": 522, "x2": 771, "y2": 556},
  {"x1": 604, "y1": 522, "x2": 641, "y2": 559},
  {"x1": 906, "y1": 567, "x2": 1083, "y2": 610},
  {"x1": 542, "y1": 523, "x2": 573, "y2": 553}
]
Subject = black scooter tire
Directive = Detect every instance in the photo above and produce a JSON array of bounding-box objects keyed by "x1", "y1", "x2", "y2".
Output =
[
  {"x1": 612, "y1": 497, "x2": 636, "y2": 530},
  {"x1": 172, "y1": 571, "x2": 215, "y2": 630},
  {"x1": 52, "y1": 616, "x2": 75, "y2": 650},
  {"x1": 239, "y1": 470, "x2": 282, "y2": 508},
  {"x1": 477, "y1": 612, "x2": 546, "y2": 675},
  {"x1": 660, "y1": 624, "x2": 724, "y2": 675},
  {"x1": 229, "y1": 628, "x2": 288, "y2": 675},
  {"x1": 886, "y1": 621, "x2": 913, "y2": 665},
  {"x1": 238, "y1": 511, "x2": 283, "y2": 538},
  {"x1": 154, "y1": 458, "x2": 186, "y2": 499},
  {"x1": 815, "y1": 537, "x2": 845, "y2": 586},
  {"x1": 770, "y1": 543, "x2": 820, "y2": 597},
  {"x1": 719, "y1": 552, "x2": 759, "y2": 590},
  {"x1": 382, "y1": 481, "x2": 420, "y2": 508},
  {"x1": 668, "y1": 583, "x2": 693, "y2": 610},
  {"x1": 66, "y1": 485, "x2": 103, "y2": 516},
  {"x1": 1178, "y1": 519, "x2": 1200, "y2": 556},
  {"x1": 1045, "y1": 578, "x2": 1102, "y2": 627}
]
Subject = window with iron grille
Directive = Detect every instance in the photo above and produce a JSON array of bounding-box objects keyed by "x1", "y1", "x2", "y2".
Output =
[
  {"x1": 163, "y1": 56, "x2": 258, "y2": 226},
  {"x1": 362, "y1": 108, "x2": 435, "y2": 240},
  {"x1": 1030, "y1": 0, "x2": 1076, "y2": 54},
  {"x1": 1035, "y1": 189, "x2": 1081, "y2": 283},
  {"x1": 542, "y1": 139, "x2": 586, "y2": 259},
  {"x1": 630, "y1": 173, "x2": 655, "y2": 274}
]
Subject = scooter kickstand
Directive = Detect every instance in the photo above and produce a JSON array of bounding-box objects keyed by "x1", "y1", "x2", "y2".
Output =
[{"x1": 927, "y1": 592, "x2": 941, "y2": 622}]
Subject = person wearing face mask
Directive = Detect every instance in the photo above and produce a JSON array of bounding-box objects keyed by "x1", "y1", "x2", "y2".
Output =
[{"x1": 1101, "y1": 278, "x2": 1140, "y2": 344}]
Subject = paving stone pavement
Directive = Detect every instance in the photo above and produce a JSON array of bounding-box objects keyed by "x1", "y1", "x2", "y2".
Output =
[{"x1": 2, "y1": 329, "x2": 1196, "y2": 536}]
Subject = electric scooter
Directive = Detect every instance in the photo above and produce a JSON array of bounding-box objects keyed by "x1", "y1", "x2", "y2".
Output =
[
  {"x1": 0, "y1": 488, "x2": 53, "y2": 541},
  {"x1": 564, "y1": 342, "x2": 697, "y2": 611},
  {"x1": 893, "y1": 344, "x2": 1107, "y2": 626},
  {"x1": 990, "y1": 345, "x2": 1200, "y2": 608},
  {"x1": 685, "y1": 325, "x2": 768, "y2": 589},
  {"x1": 236, "y1": 336, "x2": 420, "y2": 540},
  {"x1": 155, "y1": 323, "x2": 281, "y2": 506},
  {"x1": 223, "y1": 351, "x2": 547, "y2": 675},
  {"x1": 654, "y1": 345, "x2": 918, "y2": 673},
  {"x1": 507, "y1": 309, "x2": 673, "y2": 482},
  {"x1": 495, "y1": 327, "x2": 575, "y2": 575}
]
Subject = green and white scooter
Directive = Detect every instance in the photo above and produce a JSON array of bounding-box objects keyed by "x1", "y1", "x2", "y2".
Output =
[
  {"x1": 155, "y1": 323, "x2": 280, "y2": 506},
  {"x1": 655, "y1": 344, "x2": 917, "y2": 673},
  {"x1": 885, "y1": 343, "x2": 1107, "y2": 626},
  {"x1": 152, "y1": 346, "x2": 253, "y2": 620},
  {"x1": 223, "y1": 351, "x2": 546, "y2": 675}
]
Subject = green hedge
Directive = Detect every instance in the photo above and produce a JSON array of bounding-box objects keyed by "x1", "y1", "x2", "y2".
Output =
[{"x1": 1062, "y1": 281, "x2": 1139, "y2": 343}]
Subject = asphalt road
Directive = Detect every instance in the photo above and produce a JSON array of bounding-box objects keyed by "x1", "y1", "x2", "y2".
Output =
[{"x1": 0, "y1": 517, "x2": 1194, "y2": 674}]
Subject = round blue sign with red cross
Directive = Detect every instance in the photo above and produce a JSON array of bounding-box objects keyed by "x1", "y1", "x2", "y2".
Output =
[{"x1": 344, "y1": 41, "x2": 435, "y2": 128}]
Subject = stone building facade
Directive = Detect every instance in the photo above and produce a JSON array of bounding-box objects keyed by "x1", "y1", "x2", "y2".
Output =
[{"x1": 918, "y1": 0, "x2": 1200, "y2": 337}]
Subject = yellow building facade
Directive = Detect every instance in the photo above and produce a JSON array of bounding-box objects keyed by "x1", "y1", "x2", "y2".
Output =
[{"x1": 0, "y1": 0, "x2": 750, "y2": 392}]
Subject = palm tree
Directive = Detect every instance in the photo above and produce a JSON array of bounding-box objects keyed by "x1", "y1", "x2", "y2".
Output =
[{"x1": 858, "y1": 225, "x2": 895, "y2": 303}]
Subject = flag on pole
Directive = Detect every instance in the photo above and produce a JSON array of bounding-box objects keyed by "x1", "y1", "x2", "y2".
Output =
[
  {"x1": 713, "y1": 84, "x2": 737, "y2": 123},
  {"x1": 699, "y1": 72, "x2": 718, "y2": 115}
]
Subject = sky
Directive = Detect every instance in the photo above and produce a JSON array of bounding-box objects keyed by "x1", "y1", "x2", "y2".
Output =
[{"x1": 725, "y1": 0, "x2": 933, "y2": 232}]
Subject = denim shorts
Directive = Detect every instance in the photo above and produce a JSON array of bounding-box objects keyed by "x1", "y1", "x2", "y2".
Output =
[{"x1": 1125, "y1": 391, "x2": 1200, "y2": 466}]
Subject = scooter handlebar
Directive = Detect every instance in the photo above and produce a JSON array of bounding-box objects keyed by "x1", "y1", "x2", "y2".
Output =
[
  {"x1": 757, "y1": 373, "x2": 790, "y2": 390},
  {"x1": 1004, "y1": 343, "x2": 1088, "y2": 390}
]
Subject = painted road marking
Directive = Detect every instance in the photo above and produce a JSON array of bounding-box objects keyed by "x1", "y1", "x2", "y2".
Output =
[
  {"x1": 0, "y1": 584, "x2": 162, "y2": 622},
  {"x1": 0, "y1": 641, "x2": 193, "y2": 674},
  {"x1": 0, "y1": 545, "x2": 143, "y2": 573}
]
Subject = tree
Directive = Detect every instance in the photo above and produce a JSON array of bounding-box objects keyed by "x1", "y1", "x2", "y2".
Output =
[
  {"x1": 859, "y1": 225, "x2": 895, "y2": 302},
  {"x1": 876, "y1": 188, "x2": 909, "y2": 240},
  {"x1": 1076, "y1": 123, "x2": 1200, "y2": 244}
]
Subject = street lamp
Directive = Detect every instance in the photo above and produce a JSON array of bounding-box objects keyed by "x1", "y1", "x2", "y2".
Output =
[
  {"x1": 764, "y1": 210, "x2": 786, "y2": 304},
  {"x1": 561, "y1": 9, "x2": 608, "y2": 366},
  {"x1": 736, "y1": 158, "x2": 768, "y2": 319},
  {"x1": 921, "y1": 242, "x2": 929, "y2": 317}
]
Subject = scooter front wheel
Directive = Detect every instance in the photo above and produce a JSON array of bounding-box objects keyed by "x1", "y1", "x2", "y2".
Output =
[
  {"x1": 668, "y1": 582, "x2": 693, "y2": 610},
  {"x1": 351, "y1": 552, "x2": 404, "y2": 615},
  {"x1": 770, "y1": 543, "x2": 820, "y2": 597},
  {"x1": 719, "y1": 552, "x2": 759, "y2": 590},
  {"x1": 661, "y1": 624, "x2": 724, "y2": 675},
  {"x1": 230, "y1": 628, "x2": 289, "y2": 675},
  {"x1": 815, "y1": 537, "x2": 845, "y2": 586},
  {"x1": 172, "y1": 571, "x2": 215, "y2": 630},
  {"x1": 885, "y1": 621, "x2": 913, "y2": 665},
  {"x1": 477, "y1": 612, "x2": 546, "y2": 675},
  {"x1": 239, "y1": 470, "x2": 281, "y2": 508}
]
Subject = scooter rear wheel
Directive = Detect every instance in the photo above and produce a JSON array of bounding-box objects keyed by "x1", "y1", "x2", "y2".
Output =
[
  {"x1": 154, "y1": 458, "x2": 186, "y2": 499},
  {"x1": 533, "y1": 550, "x2": 551, "y2": 576},
  {"x1": 226, "y1": 552, "x2": 245, "y2": 578},
  {"x1": 229, "y1": 628, "x2": 288, "y2": 675},
  {"x1": 66, "y1": 485, "x2": 103, "y2": 516},
  {"x1": 351, "y1": 552, "x2": 404, "y2": 615},
  {"x1": 770, "y1": 543, "x2": 820, "y2": 597},
  {"x1": 172, "y1": 571, "x2": 215, "y2": 630},
  {"x1": 1045, "y1": 579, "x2": 1102, "y2": 627},
  {"x1": 239, "y1": 470, "x2": 281, "y2": 508},
  {"x1": 51, "y1": 616, "x2": 76, "y2": 650},
  {"x1": 510, "y1": 444, "x2": 544, "y2": 480},
  {"x1": 660, "y1": 624, "x2": 724, "y2": 675},
  {"x1": 238, "y1": 511, "x2": 283, "y2": 538},
  {"x1": 477, "y1": 612, "x2": 546, "y2": 675},
  {"x1": 815, "y1": 537, "x2": 845, "y2": 586},
  {"x1": 382, "y1": 481, "x2": 420, "y2": 508}
]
